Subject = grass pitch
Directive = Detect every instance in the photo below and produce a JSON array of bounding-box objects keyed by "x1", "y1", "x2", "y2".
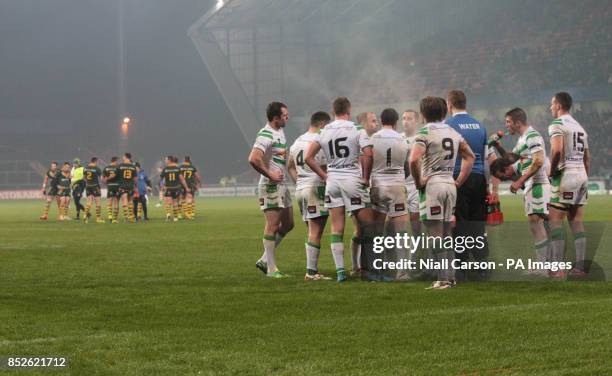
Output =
[{"x1": 1, "y1": 196, "x2": 612, "y2": 375}]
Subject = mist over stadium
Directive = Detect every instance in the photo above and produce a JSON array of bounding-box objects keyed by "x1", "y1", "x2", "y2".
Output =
[{"x1": 1, "y1": 0, "x2": 610, "y2": 187}]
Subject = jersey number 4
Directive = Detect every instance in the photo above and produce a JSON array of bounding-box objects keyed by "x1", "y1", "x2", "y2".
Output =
[{"x1": 328, "y1": 137, "x2": 349, "y2": 159}]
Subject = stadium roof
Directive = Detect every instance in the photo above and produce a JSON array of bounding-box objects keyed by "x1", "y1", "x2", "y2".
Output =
[{"x1": 188, "y1": 0, "x2": 397, "y2": 35}]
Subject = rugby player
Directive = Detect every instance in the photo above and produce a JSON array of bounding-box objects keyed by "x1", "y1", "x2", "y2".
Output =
[
  {"x1": 40, "y1": 161, "x2": 61, "y2": 220},
  {"x1": 490, "y1": 108, "x2": 551, "y2": 275},
  {"x1": 248, "y1": 102, "x2": 294, "y2": 278},
  {"x1": 102, "y1": 157, "x2": 120, "y2": 223},
  {"x1": 548, "y1": 92, "x2": 590, "y2": 278},
  {"x1": 305, "y1": 96, "x2": 376, "y2": 282},
  {"x1": 57, "y1": 162, "x2": 73, "y2": 221},
  {"x1": 287, "y1": 110, "x2": 332, "y2": 281},
  {"x1": 370, "y1": 108, "x2": 410, "y2": 279},
  {"x1": 117, "y1": 153, "x2": 138, "y2": 222},
  {"x1": 409, "y1": 97, "x2": 475, "y2": 289},
  {"x1": 179, "y1": 156, "x2": 201, "y2": 220},
  {"x1": 83, "y1": 157, "x2": 104, "y2": 223},
  {"x1": 160, "y1": 156, "x2": 188, "y2": 222}
]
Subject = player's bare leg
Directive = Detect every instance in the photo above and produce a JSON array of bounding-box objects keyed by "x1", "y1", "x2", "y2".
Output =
[
  {"x1": 304, "y1": 216, "x2": 330, "y2": 281},
  {"x1": 328, "y1": 206, "x2": 347, "y2": 282},
  {"x1": 568, "y1": 206, "x2": 587, "y2": 276}
]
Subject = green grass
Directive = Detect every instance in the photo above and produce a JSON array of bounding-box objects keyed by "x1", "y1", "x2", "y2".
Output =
[{"x1": 1, "y1": 196, "x2": 612, "y2": 375}]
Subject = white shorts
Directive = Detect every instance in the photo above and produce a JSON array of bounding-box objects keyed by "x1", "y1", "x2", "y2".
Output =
[
  {"x1": 296, "y1": 186, "x2": 328, "y2": 222},
  {"x1": 523, "y1": 182, "x2": 550, "y2": 216},
  {"x1": 406, "y1": 183, "x2": 419, "y2": 213},
  {"x1": 550, "y1": 170, "x2": 588, "y2": 209},
  {"x1": 419, "y1": 182, "x2": 456, "y2": 221},
  {"x1": 258, "y1": 183, "x2": 292, "y2": 211},
  {"x1": 325, "y1": 177, "x2": 371, "y2": 212},
  {"x1": 371, "y1": 185, "x2": 408, "y2": 217}
]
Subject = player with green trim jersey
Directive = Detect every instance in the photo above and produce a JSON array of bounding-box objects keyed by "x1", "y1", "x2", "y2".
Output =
[
  {"x1": 40, "y1": 161, "x2": 61, "y2": 220},
  {"x1": 287, "y1": 111, "x2": 331, "y2": 281},
  {"x1": 248, "y1": 101, "x2": 294, "y2": 279},
  {"x1": 490, "y1": 108, "x2": 552, "y2": 276},
  {"x1": 409, "y1": 97, "x2": 475, "y2": 289},
  {"x1": 547, "y1": 92, "x2": 590, "y2": 278}
]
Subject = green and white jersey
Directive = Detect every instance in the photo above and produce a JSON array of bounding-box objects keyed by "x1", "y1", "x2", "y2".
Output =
[
  {"x1": 512, "y1": 126, "x2": 548, "y2": 185},
  {"x1": 371, "y1": 128, "x2": 409, "y2": 187},
  {"x1": 314, "y1": 119, "x2": 372, "y2": 179},
  {"x1": 403, "y1": 133, "x2": 417, "y2": 186},
  {"x1": 414, "y1": 122, "x2": 464, "y2": 184},
  {"x1": 253, "y1": 123, "x2": 287, "y2": 185},
  {"x1": 289, "y1": 131, "x2": 327, "y2": 190},
  {"x1": 548, "y1": 114, "x2": 588, "y2": 172}
]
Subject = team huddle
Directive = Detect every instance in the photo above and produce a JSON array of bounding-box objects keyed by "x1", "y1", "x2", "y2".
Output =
[
  {"x1": 249, "y1": 92, "x2": 590, "y2": 288},
  {"x1": 40, "y1": 154, "x2": 202, "y2": 223}
]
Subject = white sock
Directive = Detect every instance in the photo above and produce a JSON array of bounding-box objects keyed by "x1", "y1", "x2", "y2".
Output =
[
  {"x1": 535, "y1": 239, "x2": 549, "y2": 264},
  {"x1": 550, "y1": 228, "x2": 565, "y2": 263},
  {"x1": 351, "y1": 236, "x2": 361, "y2": 271},
  {"x1": 574, "y1": 233, "x2": 586, "y2": 270},
  {"x1": 305, "y1": 242, "x2": 320, "y2": 273},
  {"x1": 263, "y1": 237, "x2": 276, "y2": 273},
  {"x1": 331, "y1": 241, "x2": 345, "y2": 271}
]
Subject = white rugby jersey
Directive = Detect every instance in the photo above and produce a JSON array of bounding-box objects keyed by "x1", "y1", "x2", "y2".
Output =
[
  {"x1": 403, "y1": 133, "x2": 417, "y2": 186},
  {"x1": 252, "y1": 123, "x2": 287, "y2": 184},
  {"x1": 548, "y1": 114, "x2": 589, "y2": 172},
  {"x1": 512, "y1": 126, "x2": 548, "y2": 185},
  {"x1": 314, "y1": 119, "x2": 372, "y2": 179},
  {"x1": 414, "y1": 122, "x2": 465, "y2": 184},
  {"x1": 289, "y1": 131, "x2": 327, "y2": 190},
  {"x1": 371, "y1": 128, "x2": 409, "y2": 186}
]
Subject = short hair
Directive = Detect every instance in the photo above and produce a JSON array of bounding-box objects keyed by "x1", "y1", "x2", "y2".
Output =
[
  {"x1": 356, "y1": 112, "x2": 367, "y2": 125},
  {"x1": 135, "y1": 162, "x2": 141, "y2": 168},
  {"x1": 51, "y1": 161, "x2": 58, "y2": 165},
  {"x1": 554, "y1": 92, "x2": 572, "y2": 111},
  {"x1": 310, "y1": 111, "x2": 331, "y2": 126},
  {"x1": 505, "y1": 107, "x2": 527, "y2": 124},
  {"x1": 447, "y1": 90, "x2": 467, "y2": 110},
  {"x1": 420, "y1": 96, "x2": 447, "y2": 123},
  {"x1": 380, "y1": 108, "x2": 399, "y2": 126},
  {"x1": 63, "y1": 162, "x2": 70, "y2": 166},
  {"x1": 266, "y1": 101, "x2": 287, "y2": 122},
  {"x1": 172, "y1": 156, "x2": 179, "y2": 163},
  {"x1": 184, "y1": 156, "x2": 191, "y2": 163},
  {"x1": 124, "y1": 152, "x2": 132, "y2": 160},
  {"x1": 110, "y1": 156, "x2": 118, "y2": 162},
  {"x1": 90, "y1": 157, "x2": 98, "y2": 163},
  {"x1": 332, "y1": 96, "x2": 351, "y2": 116},
  {"x1": 404, "y1": 109, "x2": 418, "y2": 117},
  {"x1": 489, "y1": 158, "x2": 514, "y2": 179}
]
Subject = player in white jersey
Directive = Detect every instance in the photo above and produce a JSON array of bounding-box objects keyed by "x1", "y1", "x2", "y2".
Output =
[
  {"x1": 489, "y1": 108, "x2": 552, "y2": 275},
  {"x1": 409, "y1": 97, "x2": 475, "y2": 289},
  {"x1": 347, "y1": 111, "x2": 379, "y2": 275},
  {"x1": 305, "y1": 96, "x2": 376, "y2": 282},
  {"x1": 547, "y1": 92, "x2": 590, "y2": 278},
  {"x1": 248, "y1": 102, "x2": 294, "y2": 278},
  {"x1": 402, "y1": 110, "x2": 422, "y2": 232},
  {"x1": 287, "y1": 111, "x2": 332, "y2": 281},
  {"x1": 370, "y1": 108, "x2": 410, "y2": 279}
]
